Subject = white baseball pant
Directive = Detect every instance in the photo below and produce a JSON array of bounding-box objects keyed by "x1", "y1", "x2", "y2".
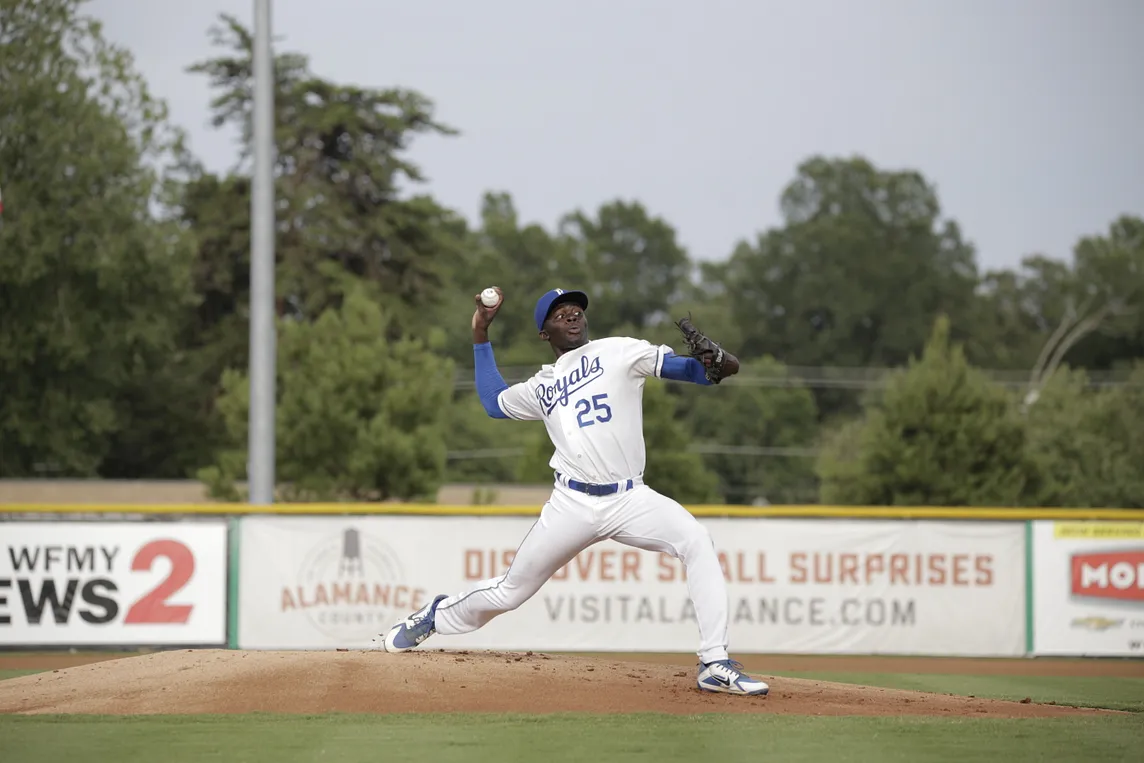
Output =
[{"x1": 432, "y1": 481, "x2": 730, "y2": 664}]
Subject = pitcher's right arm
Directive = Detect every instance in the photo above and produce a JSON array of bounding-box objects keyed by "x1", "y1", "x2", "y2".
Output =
[{"x1": 472, "y1": 288, "x2": 543, "y2": 421}]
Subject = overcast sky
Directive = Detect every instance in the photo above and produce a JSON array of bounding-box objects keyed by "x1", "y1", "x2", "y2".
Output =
[{"x1": 89, "y1": 0, "x2": 1142, "y2": 272}]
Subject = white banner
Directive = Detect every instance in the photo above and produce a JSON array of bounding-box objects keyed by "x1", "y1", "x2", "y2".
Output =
[
  {"x1": 238, "y1": 516, "x2": 1025, "y2": 656},
  {"x1": 0, "y1": 521, "x2": 228, "y2": 646},
  {"x1": 1032, "y1": 520, "x2": 1144, "y2": 656}
]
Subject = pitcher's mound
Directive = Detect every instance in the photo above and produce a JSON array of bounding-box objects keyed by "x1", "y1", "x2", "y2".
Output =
[{"x1": 0, "y1": 649, "x2": 1107, "y2": 717}]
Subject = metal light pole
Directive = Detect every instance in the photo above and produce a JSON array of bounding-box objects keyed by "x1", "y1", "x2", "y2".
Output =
[{"x1": 248, "y1": 0, "x2": 276, "y2": 504}]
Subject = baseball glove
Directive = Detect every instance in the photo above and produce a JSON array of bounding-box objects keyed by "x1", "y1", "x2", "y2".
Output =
[{"x1": 674, "y1": 313, "x2": 728, "y2": 384}]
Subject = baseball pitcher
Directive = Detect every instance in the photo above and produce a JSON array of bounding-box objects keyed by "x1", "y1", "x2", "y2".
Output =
[{"x1": 378, "y1": 286, "x2": 768, "y2": 696}]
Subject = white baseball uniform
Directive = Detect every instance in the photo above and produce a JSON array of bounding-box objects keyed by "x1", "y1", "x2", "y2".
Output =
[{"x1": 433, "y1": 336, "x2": 731, "y2": 664}]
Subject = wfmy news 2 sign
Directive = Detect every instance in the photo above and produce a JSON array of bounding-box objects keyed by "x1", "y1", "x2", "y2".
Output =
[
  {"x1": 0, "y1": 522, "x2": 228, "y2": 646},
  {"x1": 237, "y1": 516, "x2": 1026, "y2": 656},
  {"x1": 1033, "y1": 521, "x2": 1144, "y2": 656}
]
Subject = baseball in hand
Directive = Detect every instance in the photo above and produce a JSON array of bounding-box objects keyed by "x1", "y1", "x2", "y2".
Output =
[{"x1": 480, "y1": 287, "x2": 501, "y2": 308}]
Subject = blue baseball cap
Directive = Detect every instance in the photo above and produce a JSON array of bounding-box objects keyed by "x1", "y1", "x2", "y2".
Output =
[{"x1": 534, "y1": 288, "x2": 589, "y2": 331}]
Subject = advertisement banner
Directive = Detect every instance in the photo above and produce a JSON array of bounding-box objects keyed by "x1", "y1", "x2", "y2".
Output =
[
  {"x1": 1032, "y1": 520, "x2": 1144, "y2": 656},
  {"x1": 0, "y1": 521, "x2": 228, "y2": 646},
  {"x1": 238, "y1": 516, "x2": 1025, "y2": 656}
]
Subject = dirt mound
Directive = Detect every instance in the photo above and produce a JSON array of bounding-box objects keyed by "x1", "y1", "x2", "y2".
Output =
[{"x1": 0, "y1": 649, "x2": 1110, "y2": 717}]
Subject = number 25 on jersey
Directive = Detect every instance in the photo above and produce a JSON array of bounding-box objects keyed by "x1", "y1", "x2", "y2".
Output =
[{"x1": 575, "y1": 393, "x2": 612, "y2": 427}]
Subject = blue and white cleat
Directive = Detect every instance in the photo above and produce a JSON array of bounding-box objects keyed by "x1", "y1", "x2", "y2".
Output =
[
  {"x1": 697, "y1": 659, "x2": 769, "y2": 696},
  {"x1": 380, "y1": 594, "x2": 447, "y2": 653}
]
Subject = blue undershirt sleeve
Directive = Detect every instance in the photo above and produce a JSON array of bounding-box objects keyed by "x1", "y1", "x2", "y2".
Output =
[
  {"x1": 659, "y1": 352, "x2": 713, "y2": 385},
  {"x1": 474, "y1": 342, "x2": 510, "y2": 418}
]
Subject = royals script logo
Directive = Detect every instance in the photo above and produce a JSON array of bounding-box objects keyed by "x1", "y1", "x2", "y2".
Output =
[{"x1": 535, "y1": 355, "x2": 604, "y2": 414}]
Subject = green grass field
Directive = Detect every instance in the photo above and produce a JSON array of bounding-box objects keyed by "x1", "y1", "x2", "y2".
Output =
[
  {"x1": 1, "y1": 713, "x2": 1141, "y2": 763},
  {"x1": 2, "y1": 668, "x2": 1142, "y2": 762},
  {"x1": 771, "y1": 671, "x2": 1144, "y2": 713}
]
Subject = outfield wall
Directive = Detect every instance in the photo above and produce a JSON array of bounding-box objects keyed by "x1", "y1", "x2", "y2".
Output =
[{"x1": 2, "y1": 505, "x2": 1142, "y2": 658}]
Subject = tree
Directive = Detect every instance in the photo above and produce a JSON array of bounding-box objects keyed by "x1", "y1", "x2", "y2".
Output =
[
  {"x1": 199, "y1": 290, "x2": 453, "y2": 501},
  {"x1": 680, "y1": 357, "x2": 819, "y2": 504},
  {"x1": 436, "y1": 192, "x2": 581, "y2": 370},
  {"x1": 639, "y1": 382, "x2": 721, "y2": 503},
  {"x1": 516, "y1": 379, "x2": 719, "y2": 504},
  {"x1": 183, "y1": 14, "x2": 466, "y2": 333},
  {"x1": 0, "y1": 0, "x2": 197, "y2": 476},
  {"x1": 713, "y1": 156, "x2": 980, "y2": 374},
  {"x1": 1022, "y1": 367, "x2": 1108, "y2": 507},
  {"x1": 973, "y1": 216, "x2": 1144, "y2": 400},
  {"x1": 817, "y1": 316, "x2": 1037, "y2": 506},
  {"x1": 812, "y1": 416, "x2": 867, "y2": 503},
  {"x1": 162, "y1": 13, "x2": 472, "y2": 480},
  {"x1": 969, "y1": 255, "x2": 1074, "y2": 371},
  {"x1": 1024, "y1": 363, "x2": 1144, "y2": 508},
  {"x1": 558, "y1": 200, "x2": 692, "y2": 336},
  {"x1": 177, "y1": 173, "x2": 254, "y2": 377},
  {"x1": 443, "y1": 393, "x2": 540, "y2": 485},
  {"x1": 1040, "y1": 215, "x2": 1144, "y2": 375},
  {"x1": 1093, "y1": 362, "x2": 1144, "y2": 507}
]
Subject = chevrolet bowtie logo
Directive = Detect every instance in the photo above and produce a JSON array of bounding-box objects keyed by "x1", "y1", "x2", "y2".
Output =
[{"x1": 1070, "y1": 616, "x2": 1122, "y2": 631}]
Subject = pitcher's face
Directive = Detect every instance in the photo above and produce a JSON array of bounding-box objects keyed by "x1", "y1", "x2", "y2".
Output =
[{"x1": 542, "y1": 302, "x2": 589, "y2": 352}]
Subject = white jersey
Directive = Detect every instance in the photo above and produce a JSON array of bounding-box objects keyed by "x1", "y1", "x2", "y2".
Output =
[{"x1": 496, "y1": 336, "x2": 673, "y2": 484}]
